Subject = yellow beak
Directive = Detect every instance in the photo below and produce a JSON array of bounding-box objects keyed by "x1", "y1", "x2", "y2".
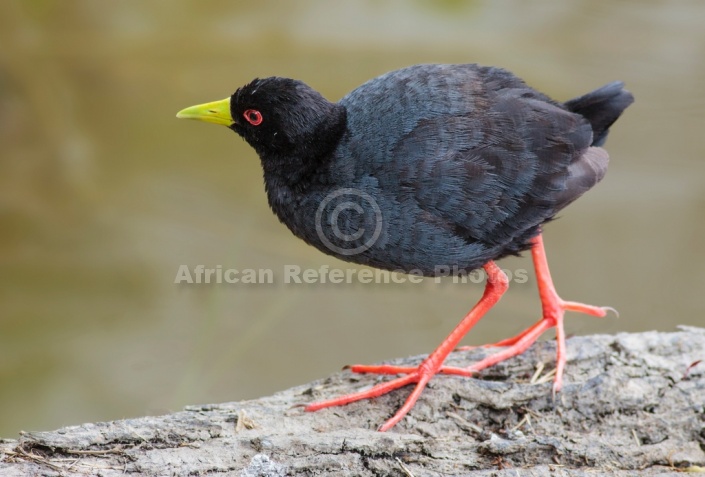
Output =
[{"x1": 176, "y1": 97, "x2": 234, "y2": 126}]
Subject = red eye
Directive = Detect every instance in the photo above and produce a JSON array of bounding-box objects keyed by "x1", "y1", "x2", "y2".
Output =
[{"x1": 243, "y1": 109, "x2": 263, "y2": 126}]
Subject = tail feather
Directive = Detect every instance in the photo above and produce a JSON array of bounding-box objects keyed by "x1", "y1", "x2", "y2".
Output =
[{"x1": 565, "y1": 81, "x2": 634, "y2": 146}]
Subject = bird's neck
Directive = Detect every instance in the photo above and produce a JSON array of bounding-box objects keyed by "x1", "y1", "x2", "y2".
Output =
[
  {"x1": 260, "y1": 104, "x2": 347, "y2": 192},
  {"x1": 258, "y1": 103, "x2": 347, "y2": 228}
]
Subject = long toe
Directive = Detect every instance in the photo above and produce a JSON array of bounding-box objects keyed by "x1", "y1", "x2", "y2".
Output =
[
  {"x1": 348, "y1": 364, "x2": 419, "y2": 375},
  {"x1": 305, "y1": 373, "x2": 419, "y2": 412}
]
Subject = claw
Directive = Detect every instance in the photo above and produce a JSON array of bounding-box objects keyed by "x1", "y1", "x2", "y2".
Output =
[{"x1": 602, "y1": 306, "x2": 619, "y2": 318}]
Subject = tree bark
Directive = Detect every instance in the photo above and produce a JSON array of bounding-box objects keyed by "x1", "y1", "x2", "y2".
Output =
[{"x1": 1, "y1": 327, "x2": 704, "y2": 476}]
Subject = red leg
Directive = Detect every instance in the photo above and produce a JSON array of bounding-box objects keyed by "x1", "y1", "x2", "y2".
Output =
[
  {"x1": 305, "y1": 261, "x2": 509, "y2": 431},
  {"x1": 449, "y1": 233, "x2": 614, "y2": 392}
]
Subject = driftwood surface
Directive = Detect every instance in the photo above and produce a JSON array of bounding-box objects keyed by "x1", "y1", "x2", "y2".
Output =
[{"x1": 1, "y1": 327, "x2": 704, "y2": 476}]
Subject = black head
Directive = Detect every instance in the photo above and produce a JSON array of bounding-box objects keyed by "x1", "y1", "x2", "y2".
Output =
[
  {"x1": 177, "y1": 77, "x2": 346, "y2": 164},
  {"x1": 229, "y1": 77, "x2": 346, "y2": 158}
]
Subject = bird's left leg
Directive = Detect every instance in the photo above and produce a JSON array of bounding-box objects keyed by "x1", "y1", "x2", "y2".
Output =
[{"x1": 305, "y1": 261, "x2": 508, "y2": 431}]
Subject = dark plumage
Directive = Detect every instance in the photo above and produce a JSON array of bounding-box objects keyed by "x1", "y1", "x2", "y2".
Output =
[
  {"x1": 226, "y1": 65, "x2": 630, "y2": 274},
  {"x1": 177, "y1": 63, "x2": 633, "y2": 431}
]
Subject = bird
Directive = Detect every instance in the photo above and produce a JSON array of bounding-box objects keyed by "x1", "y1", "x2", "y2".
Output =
[{"x1": 176, "y1": 63, "x2": 633, "y2": 431}]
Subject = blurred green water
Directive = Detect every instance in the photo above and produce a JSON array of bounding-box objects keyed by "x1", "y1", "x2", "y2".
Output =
[{"x1": 1, "y1": 1, "x2": 704, "y2": 437}]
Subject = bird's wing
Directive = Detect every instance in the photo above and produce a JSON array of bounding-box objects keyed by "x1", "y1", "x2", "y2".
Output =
[
  {"x1": 397, "y1": 90, "x2": 594, "y2": 248},
  {"x1": 341, "y1": 65, "x2": 596, "y2": 250}
]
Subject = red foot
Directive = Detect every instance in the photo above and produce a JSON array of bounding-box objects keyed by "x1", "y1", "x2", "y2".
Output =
[
  {"x1": 305, "y1": 234, "x2": 614, "y2": 430},
  {"x1": 444, "y1": 299, "x2": 613, "y2": 393},
  {"x1": 451, "y1": 235, "x2": 615, "y2": 392},
  {"x1": 305, "y1": 262, "x2": 509, "y2": 432}
]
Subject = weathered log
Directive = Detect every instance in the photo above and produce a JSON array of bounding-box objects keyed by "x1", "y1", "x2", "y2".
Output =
[{"x1": 1, "y1": 327, "x2": 704, "y2": 476}]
